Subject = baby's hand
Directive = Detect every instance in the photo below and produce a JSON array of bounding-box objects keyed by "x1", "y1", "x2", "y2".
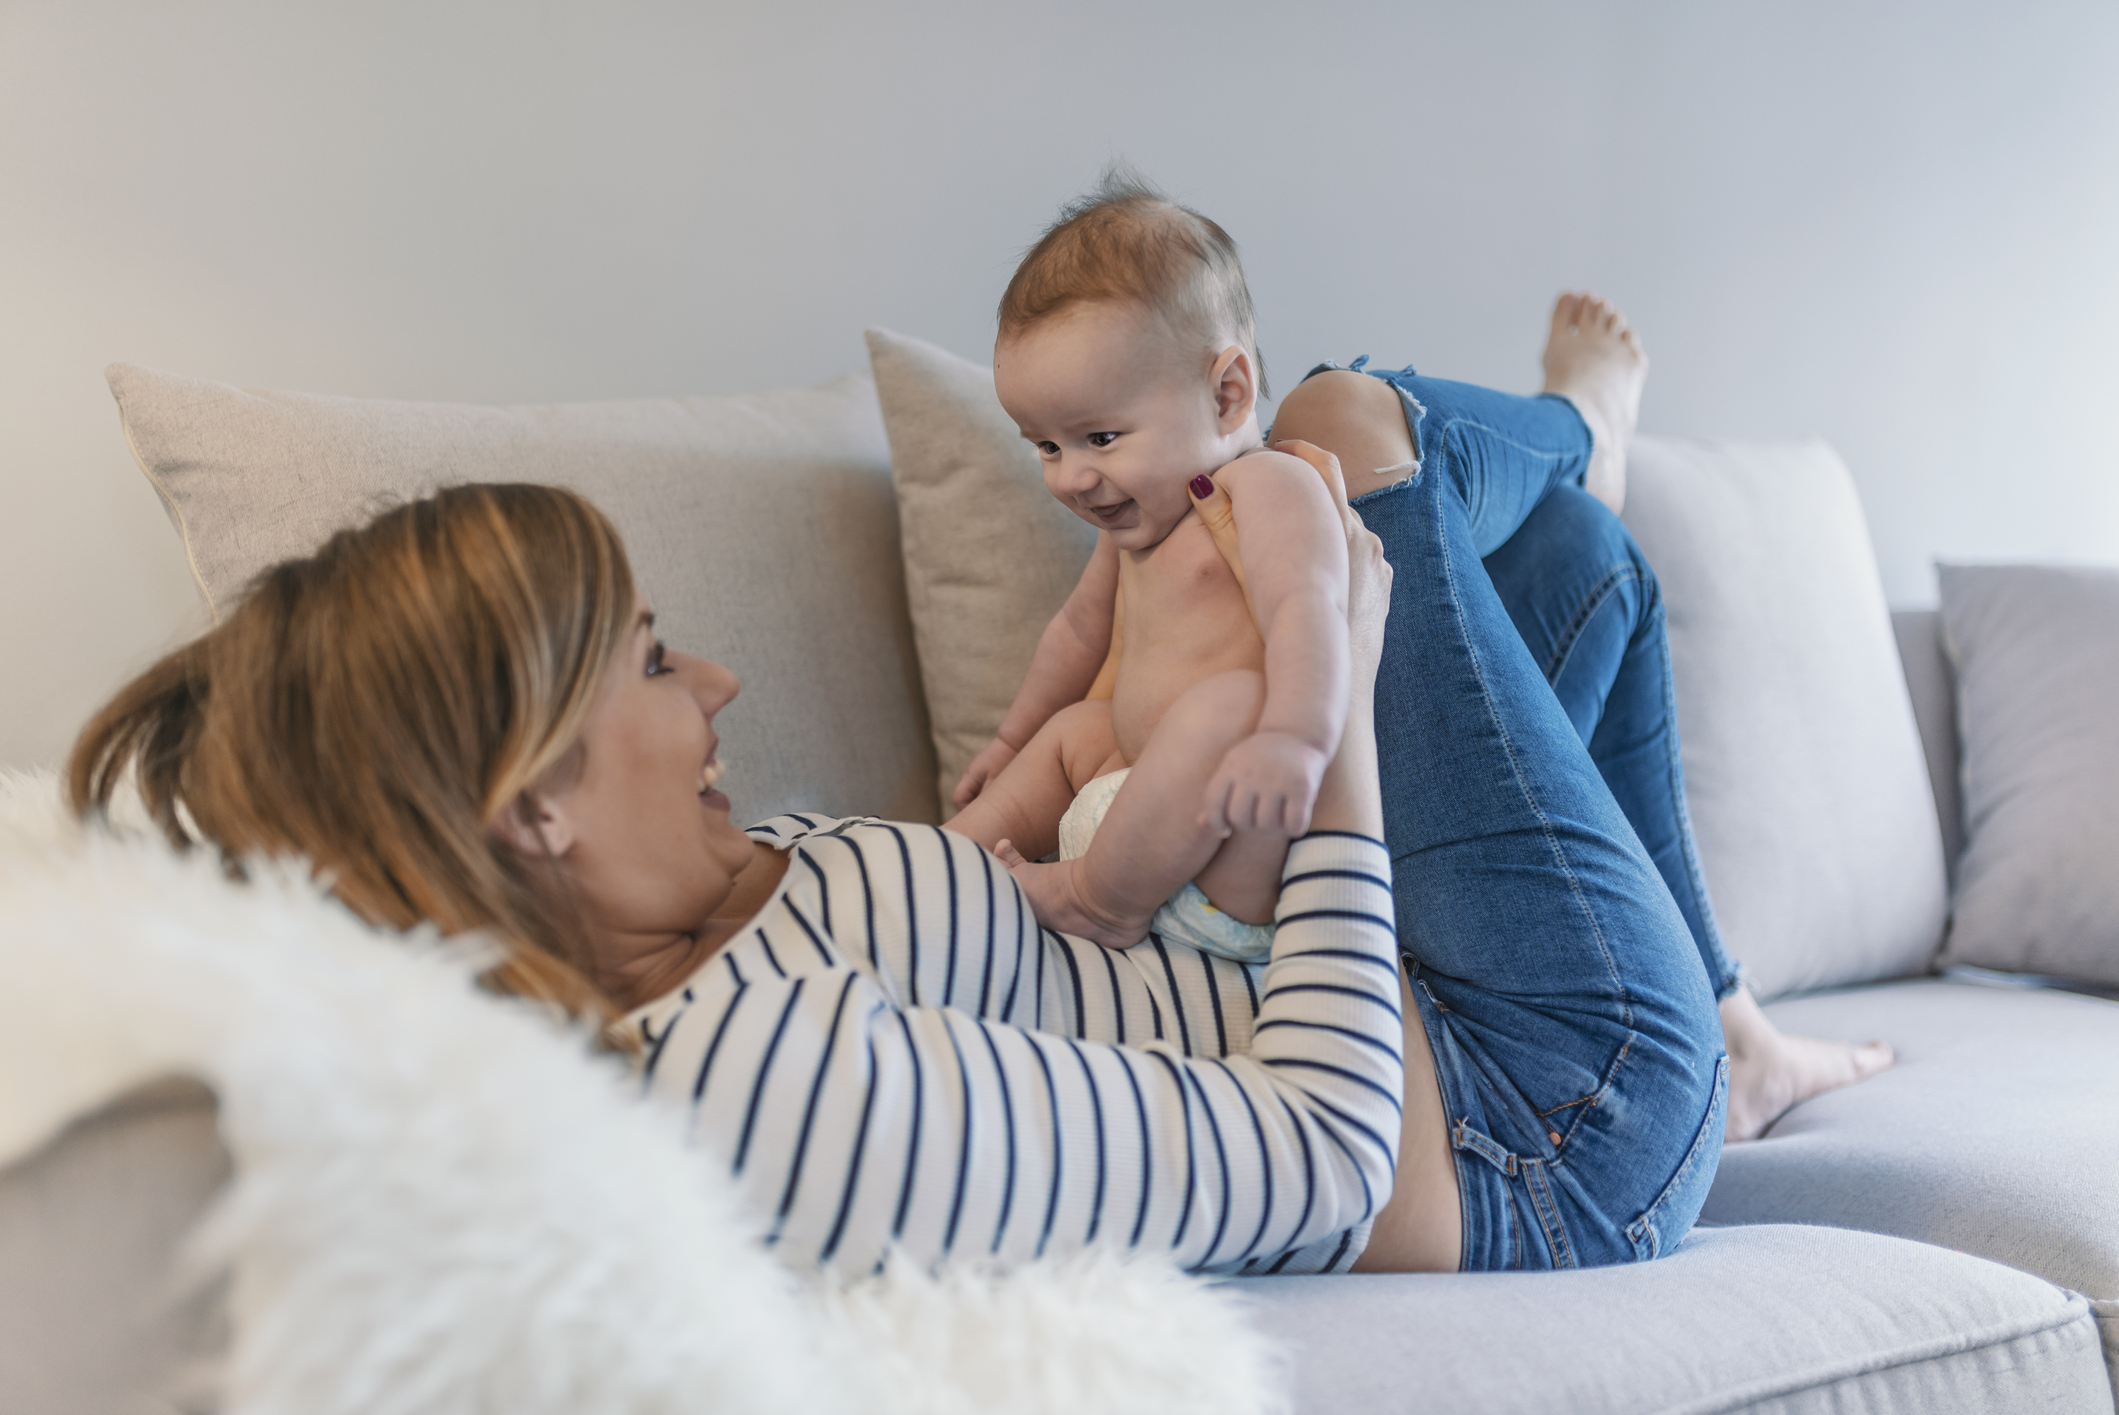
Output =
[
  {"x1": 953, "y1": 737, "x2": 1020, "y2": 809},
  {"x1": 1201, "y1": 731, "x2": 1329, "y2": 837}
]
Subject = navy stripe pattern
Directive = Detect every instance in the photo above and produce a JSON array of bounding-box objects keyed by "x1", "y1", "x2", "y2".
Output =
[{"x1": 633, "y1": 816, "x2": 1402, "y2": 1276}]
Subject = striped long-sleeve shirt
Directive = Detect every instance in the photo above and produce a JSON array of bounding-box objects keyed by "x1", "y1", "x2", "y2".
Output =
[{"x1": 628, "y1": 814, "x2": 1403, "y2": 1277}]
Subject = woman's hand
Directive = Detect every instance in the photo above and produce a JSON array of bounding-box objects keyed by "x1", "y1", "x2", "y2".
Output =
[{"x1": 1271, "y1": 439, "x2": 1392, "y2": 693}]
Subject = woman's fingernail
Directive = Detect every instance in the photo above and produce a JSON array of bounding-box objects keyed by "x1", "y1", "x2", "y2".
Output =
[{"x1": 1189, "y1": 474, "x2": 1215, "y2": 499}]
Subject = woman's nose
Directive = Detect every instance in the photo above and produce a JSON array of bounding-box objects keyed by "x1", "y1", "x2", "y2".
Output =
[{"x1": 677, "y1": 652, "x2": 739, "y2": 712}]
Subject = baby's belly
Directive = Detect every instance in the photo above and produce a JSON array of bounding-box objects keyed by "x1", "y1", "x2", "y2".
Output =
[{"x1": 1109, "y1": 634, "x2": 1266, "y2": 764}]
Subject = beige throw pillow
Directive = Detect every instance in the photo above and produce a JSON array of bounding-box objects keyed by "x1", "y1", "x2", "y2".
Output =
[
  {"x1": 864, "y1": 330, "x2": 1096, "y2": 816},
  {"x1": 108, "y1": 363, "x2": 938, "y2": 826}
]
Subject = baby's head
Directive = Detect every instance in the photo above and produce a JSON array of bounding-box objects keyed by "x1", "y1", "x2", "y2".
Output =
[{"x1": 995, "y1": 171, "x2": 1266, "y2": 550}]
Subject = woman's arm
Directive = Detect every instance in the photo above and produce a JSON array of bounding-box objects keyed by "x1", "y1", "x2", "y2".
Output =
[
  {"x1": 1280, "y1": 437, "x2": 1388, "y2": 842},
  {"x1": 637, "y1": 827, "x2": 1401, "y2": 1276},
  {"x1": 954, "y1": 535, "x2": 1120, "y2": 808}
]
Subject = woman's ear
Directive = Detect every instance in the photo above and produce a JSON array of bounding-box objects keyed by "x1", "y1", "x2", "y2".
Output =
[
  {"x1": 491, "y1": 790, "x2": 578, "y2": 859},
  {"x1": 1211, "y1": 345, "x2": 1257, "y2": 433}
]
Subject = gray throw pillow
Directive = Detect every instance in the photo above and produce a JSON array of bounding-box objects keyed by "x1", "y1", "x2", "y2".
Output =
[
  {"x1": 864, "y1": 330, "x2": 1095, "y2": 816},
  {"x1": 107, "y1": 363, "x2": 938, "y2": 826},
  {"x1": 1937, "y1": 562, "x2": 2119, "y2": 985}
]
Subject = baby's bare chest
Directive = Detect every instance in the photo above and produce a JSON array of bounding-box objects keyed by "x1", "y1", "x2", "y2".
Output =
[{"x1": 1110, "y1": 523, "x2": 1264, "y2": 755}]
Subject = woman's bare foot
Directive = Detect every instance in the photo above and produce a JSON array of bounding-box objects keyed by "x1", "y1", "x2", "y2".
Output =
[
  {"x1": 1541, "y1": 292, "x2": 1648, "y2": 515},
  {"x1": 1720, "y1": 988, "x2": 1895, "y2": 1141},
  {"x1": 993, "y1": 840, "x2": 1152, "y2": 951}
]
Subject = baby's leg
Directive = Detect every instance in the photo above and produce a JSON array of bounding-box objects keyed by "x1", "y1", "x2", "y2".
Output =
[
  {"x1": 945, "y1": 699, "x2": 1119, "y2": 862},
  {"x1": 1191, "y1": 826, "x2": 1287, "y2": 926},
  {"x1": 998, "y1": 670, "x2": 1275, "y2": 949}
]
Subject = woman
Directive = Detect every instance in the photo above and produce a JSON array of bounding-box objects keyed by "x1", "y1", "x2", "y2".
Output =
[{"x1": 71, "y1": 442, "x2": 1722, "y2": 1278}]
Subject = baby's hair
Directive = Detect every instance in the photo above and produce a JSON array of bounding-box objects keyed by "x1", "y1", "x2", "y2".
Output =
[{"x1": 999, "y1": 164, "x2": 1268, "y2": 398}]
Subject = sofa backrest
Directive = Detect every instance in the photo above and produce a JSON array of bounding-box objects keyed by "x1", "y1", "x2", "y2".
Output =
[
  {"x1": 107, "y1": 363, "x2": 941, "y2": 828},
  {"x1": 109, "y1": 360, "x2": 1958, "y2": 998}
]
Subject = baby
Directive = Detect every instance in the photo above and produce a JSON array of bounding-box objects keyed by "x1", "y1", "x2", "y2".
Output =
[{"x1": 944, "y1": 180, "x2": 1348, "y2": 958}]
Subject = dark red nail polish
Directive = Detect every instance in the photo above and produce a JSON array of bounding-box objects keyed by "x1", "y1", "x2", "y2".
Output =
[{"x1": 1189, "y1": 474, "x2": 1215, "y2": 499}]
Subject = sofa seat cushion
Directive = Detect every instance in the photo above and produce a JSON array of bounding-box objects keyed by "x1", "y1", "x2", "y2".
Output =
[
  {"x1": 1706, "y1": 978, "x2": 2119, "y2": 1380},
  {"x1": 1246, "y1": 1224, "x2": 2108, "y2": 1413}
]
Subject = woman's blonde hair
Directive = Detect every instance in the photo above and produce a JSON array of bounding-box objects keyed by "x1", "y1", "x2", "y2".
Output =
[{"x1": 69, "y1": 482, "x2": 635, "y2": 1027}]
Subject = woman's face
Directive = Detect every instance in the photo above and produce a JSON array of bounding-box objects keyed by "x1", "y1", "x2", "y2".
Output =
[{"x1": 525, "y1": 592, "x2": 758, "y2": 969}]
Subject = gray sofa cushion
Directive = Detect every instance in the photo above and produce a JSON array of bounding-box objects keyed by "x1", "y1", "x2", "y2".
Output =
[
  {"x1": 1621, "y1": 439, "x2": 1950, "y2": 999},
  {"x1": 105, "y1": 363, "x2": 938, "y2": 826},
  {"x1": 1704, "y1": 978, "x2": 2119, "y2": 1382},
  {"x1": 1248, "y1": 1223, "x2": 2109, "y2": 1414},
  {"x1": 1938, "y1": 563, "x2": 2119, "y2": 987}
]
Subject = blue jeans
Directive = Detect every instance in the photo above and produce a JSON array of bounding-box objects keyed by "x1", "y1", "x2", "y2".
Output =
[{"x1": 1317, "y1": 359, "x2": 1728, "y2": 1270}]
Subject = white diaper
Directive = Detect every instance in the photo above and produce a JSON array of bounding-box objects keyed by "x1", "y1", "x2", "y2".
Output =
[{"x1": 1055, "y1": 768, "x2": 1275, "y2": 964}]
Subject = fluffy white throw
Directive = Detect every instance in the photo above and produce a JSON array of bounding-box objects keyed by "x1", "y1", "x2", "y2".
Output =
[{"x1": 0, "y1": 771, "x2": 1288, "y2": 1415}]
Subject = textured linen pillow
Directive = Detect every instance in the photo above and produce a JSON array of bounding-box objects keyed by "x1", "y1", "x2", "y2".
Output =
[
  {"x1": 107, "y1": 363, "x2": 937, "y2": 826},
  {"x1": 1621, "y1": 439, "x2": 1949, "y2": 998},
  {"x1": 864, "y1": 330, "x2": 1096, "y2": 815},
  {"x1": 1936, "y1": 563, "x2": 2119, "y2": 985}
]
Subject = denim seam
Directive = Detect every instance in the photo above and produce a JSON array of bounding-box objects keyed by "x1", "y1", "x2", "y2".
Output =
[
  {"x1": 1626, "y1": 1053, "x2": 1730, "y2": 1260},
  {"x1": 1413, "y1": 978, "x2": 1482, "y2": 1275},
  {"x1": 1427, "y1": 465, "x2": 1635, "y2": 1031},
  {"x1": 1522, "y1": 1159, "x2": 1577, "y2": 1269},
  {"x1": 1540, "y1": 567, "x2": 1642, "y2": 686},
  {"x1": 1431, "y1": 415, "x2": 1579, "y2": 469},
  {"x1": 1531, "y1": 1032, "x2": 1634, "y2": 1147}
]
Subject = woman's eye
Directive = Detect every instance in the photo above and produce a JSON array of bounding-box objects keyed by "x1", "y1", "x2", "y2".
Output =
[
  {"x1": 647, "y1": 640, "x2": 672, "y2": 677},
  {"x1": 1087, "y1": 431, "x2": 1118, "y2": 448}
]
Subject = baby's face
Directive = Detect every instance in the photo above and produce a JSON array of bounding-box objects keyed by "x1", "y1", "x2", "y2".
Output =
[{"x1": 995, "y1": 301, "x2": 1251, "y2": 551}]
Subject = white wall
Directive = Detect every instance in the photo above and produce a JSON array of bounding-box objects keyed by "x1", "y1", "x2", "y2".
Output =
[{"x1": 4, "y1": 0, "x2": 2115, "y2": 770}]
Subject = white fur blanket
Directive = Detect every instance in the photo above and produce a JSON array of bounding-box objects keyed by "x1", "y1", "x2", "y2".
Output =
[{"x1": 0, "y1": 771, "x2": 1287, "y2": 1415}]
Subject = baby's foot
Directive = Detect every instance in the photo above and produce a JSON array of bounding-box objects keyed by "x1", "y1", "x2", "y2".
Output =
[
  {"x1": 993, "y1": 840, "x2": 1152, "y2": 951},
  {"x1": 1720, "y1": 989, "x2": 1895, "y2": 1142},
  {"x1": 1541, "y1": 292, "x2": 1648, "y2": 514}
]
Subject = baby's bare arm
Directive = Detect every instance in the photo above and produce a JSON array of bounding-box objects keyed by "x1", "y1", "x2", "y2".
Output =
[
  {"x1": 956, "y1": 535, "x2": 1119, "y2": 807},
  {"x1": 1200, "y1": 451, "x2": 1351, "y2": 832}
]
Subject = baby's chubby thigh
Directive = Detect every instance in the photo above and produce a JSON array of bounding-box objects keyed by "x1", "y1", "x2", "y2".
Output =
[
  {"x1": 1121, "y1": 668, "x2": 1281, "y2": 922},
  {"x1": 1138, "y1": 669, "x2": 1266, "y2": 765},
  {"x1": 1119, "y1": 669, "x2": 1268, "y2": 822},
  {"x1": 944, "y1": 698, "x2": 1121, "y2": 861}
]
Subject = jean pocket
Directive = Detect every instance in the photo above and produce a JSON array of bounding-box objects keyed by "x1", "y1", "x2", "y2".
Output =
[{"x1": 1624, "y1": 1053, "x2": 1729, "y2": 1262}]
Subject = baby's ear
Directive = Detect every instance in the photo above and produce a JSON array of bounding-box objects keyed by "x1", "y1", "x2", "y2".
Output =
[{"x1": 1210, "y1": 344, "x2": 1257, "y2": 431}]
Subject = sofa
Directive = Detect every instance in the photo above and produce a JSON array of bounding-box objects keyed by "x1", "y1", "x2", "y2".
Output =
[{"x1": 1, "y1": 337, "x2": 2114, "y2": 1414}]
